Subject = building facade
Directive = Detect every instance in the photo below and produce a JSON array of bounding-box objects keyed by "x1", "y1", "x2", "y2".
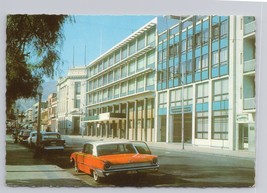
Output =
[
  {"x1": 155, "y1": 16, "x2": 255, "y2": 151},
  {"x1": 57, "y1": 67, "x2": 87, "y2": 135},
  {"x1": 84, "y1": 19, "x2": 157, "y2": 141}
]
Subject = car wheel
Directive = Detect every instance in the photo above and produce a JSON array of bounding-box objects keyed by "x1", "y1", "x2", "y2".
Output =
[{"x1": 92, "y1": 170, "x2": 102, "y2": 182}]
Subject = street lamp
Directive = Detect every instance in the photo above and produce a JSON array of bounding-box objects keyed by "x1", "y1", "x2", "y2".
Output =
[{"x1": 34, "y1": 84, "x2": 43, "y2": 158}]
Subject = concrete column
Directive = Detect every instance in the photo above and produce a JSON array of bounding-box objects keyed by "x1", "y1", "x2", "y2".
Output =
[
  {"x1": 144, "y1": 98, "x2": 148, "y2": 141},
  {"x1": 134, "y1": 100, "x2": 138, "y2": 140},
  {"x1": 126, "y1": 102, "x2": 129, "y2": 140},
  {"x1": 106, "y1": 121, "x2": 109, "y2": 138}
]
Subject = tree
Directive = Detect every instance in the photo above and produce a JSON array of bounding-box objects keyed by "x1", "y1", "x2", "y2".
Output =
[{"x1": 6, "y1": 15, "x2": 70, "y2": 116}]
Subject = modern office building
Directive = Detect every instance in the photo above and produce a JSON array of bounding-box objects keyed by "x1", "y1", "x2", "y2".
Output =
[
  {"x1": 84, "y1": 18, "x2": 158, "y2": 141},
  {"x1": 57, "y1": 67, "x2": 87, "y2": 135},
  {"x1": 155, "y1": 16, "x2": 256, "y2": 151}
]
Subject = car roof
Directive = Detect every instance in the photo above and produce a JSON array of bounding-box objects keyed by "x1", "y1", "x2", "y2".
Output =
[{"x1": 84, "y1": 141, "x2": 133, "y2": 146}]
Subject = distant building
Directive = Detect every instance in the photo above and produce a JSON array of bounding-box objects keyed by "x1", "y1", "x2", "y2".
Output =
[
  {"x1": 57, "y1": 67, "x2": 87, "y2": 134},
  {"x1": 47, "y1": 93, "x2": 57, "y2": 131}
]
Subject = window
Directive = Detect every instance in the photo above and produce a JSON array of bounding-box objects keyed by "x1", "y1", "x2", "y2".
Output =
[
  {"x1": 195, "y1": 57, "x2": 201, "y2": 72},
  {"x1": 129, "y1": 41, "x2": 136, "y2": 55},
  {"x1": 114, "y1": 85, "x2": 120, "y2": 97},
  {"x1": 168, "y1": 66, "x2": 174, "y2": 79},
  {"x1": 137, "y1": 34, "x2": 145, "y2": 50},
  {"x1": 103, "y1": 74, "x2": 107, "y2": 85},
  {"x1": 202, "y1": 29, "x2": 209, "y2": 44},
  {"x1": 115, "y1": 50, "x2": 120, "y2": 63},
  {"x1": 114, "y1": 68, "x2": 121, "y2": 81},
  {"x1": 121, "y1": 82, "x2": 127, "y2": 95},
  {"x1": 147, "y1": 30, "x2": 155, "y2": 46},
  {"x1": 169, "y1": 44, "x2": 178, "y2": 58},
  {"x1": 75, "y1": 82, "x2": 81, "y2": 95},
  {"x1": 220, "y1": 21, "x2": 228, "y2": 37},
  {"x1": 147, "y1": 51, "x2": 155, "y2": 67},
  {"x1": 128, "y1": 79, "x2": 135, "y2": 93},
  {"x1": 159, "y1": 92, "x2": 167, "y2": 108},
  {"x1": 146, "y1": 72, "x2": 154, "y2": 88},
  {"x1": 108, "y1": 87, "x2": 113, "y2": 99},
  {"x1": 195, "y1": 113, "x2": 208, "y2": 139},
  {"x1": 137, "y1": 76, "x2": 144, "y2": 91},
  {"x1": 108, "y1": 71, "x2": 113, "y2": 83},
  {"x1": 121, "y1": 46, "x2": 128, "y2": 59},
  {"x1": 196, "y1": 83, "x2": 209, "y2": 103},
  {"x1": 137, "y1": 56, "x2": 145, "y2": 71},
  {"x1": 121, "y1": 65, "x2": 127, "y2": 78},
  {"x1": 128, "y1": 61, "x2": 135, "y2": 75},
  {"x1": 109, "y1": 55, "x2": 114, "y2": 66},
  {"x1": 212, "y1": 51, "x2": 219, "y2": 67},
  {"x1": 212, "y1": 111, "x2": 228, "y2": 140},
  {"x1": 74, "y1": 99, "x2": 80, "y2": 108},
  {"x1": 181, "y1": 40, "x2": 187, "y2": 52},
  {"x1": 202, "y1": 54, "x2": 208, "y2": 69},
  {"x1": 220, "y1": 48, "x2": 228, "y2": 65},
  {"x1": 213, "y1": 79, "x2": 228, "y2": 101},
  {"x1": 195, "y1": 33, "x2": 201, "y2": 47},
  {"x1": 212, "y1": 25, "x2": 219, "y2": 40},
  {"x1": 187, "y1": 36, "x2": 193, "y2": 50},
  {"x1": 186, "y1": 59, "x2": 193, "y2": 73}
]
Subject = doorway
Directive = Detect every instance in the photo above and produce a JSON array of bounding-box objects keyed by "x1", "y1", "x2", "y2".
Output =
[{"x1": 239, "y1": 124, "x2": 248, "y2": 149}]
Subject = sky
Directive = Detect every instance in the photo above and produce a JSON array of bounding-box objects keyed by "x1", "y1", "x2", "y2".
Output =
[{"x1": 49, "y1": 15, "x2": 156, "y2": 81}]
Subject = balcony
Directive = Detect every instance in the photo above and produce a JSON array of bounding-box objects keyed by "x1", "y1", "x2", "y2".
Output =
[
  {"x1": 243, "y1": 59, "x2": 256, "y2": 73},
  {"x1": 244, "y1": 21, "x2": 255, "y2": 36},
  {"x1": 243, "y1": 98, "x2": 256, "y2": 110}
]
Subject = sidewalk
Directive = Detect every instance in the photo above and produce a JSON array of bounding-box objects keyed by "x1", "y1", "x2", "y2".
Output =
[
  {"x1": 5, "y1": 135, "x2": 89, "y2": 187},
  {"x1": 64, "y1": 135, "x2": 255, "y2": 159}
]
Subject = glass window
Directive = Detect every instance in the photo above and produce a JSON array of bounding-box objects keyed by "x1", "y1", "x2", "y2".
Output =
[
  {"x1": 121, "y1": 82, "x2": 127, "y2": 94},
  {"x1": 75, "y1": 82, "x2": 81, "y2": 95},
  {"x1": 147, "y1": 51, "x2": 155, "y2": 67},
  {"x1": 195, "y1": 33, "x2": 201, "y2": 47},
  {"x1": 129, "y1": 41, "x2": 136, "y2": 55},
  {"x1": 114, "y1": 68, "x2": 121, "y2": 81},
  {"x1": 147, "y1": 30, "x2": 155, "y2": 46},
  {"x1": 137, "y1": 76, "x2": 144, "y2": 90},
  {"x1": 108, "y1": 71, "x2": 113, "y2": 83},
  {"x1": 103, "y1": 74, "x2": 107, "y2": 85},
  {"x1": 213, "y1": 79, "x2": 228, "y2": 101},
  {"x1": 146, "y1": 72, "x2": 154, "y2": 87},
  {"x1": 212, "y1": 51, "x2": 219, "y2": 66},
  {"x1": 109, "y1": 55, "x2": 114, "y2": 66},
  {"x1": 137, "y1": 34, "x2": 145, "y2": 50},
  {"x1": 202, "y1": 29, "x2": 209, "y2": 44},
  {"x1": 121, "y1": 46, "x2": 127, "y2": 59},
  {"x1": 182, "y1": 40, "x2": 187, "y2": 52},
  {"x1": 187, "y1": 36, "x2": 193, "y2": 50},
  {"x1": 159, "y1": 92, "x2": 167, "y2": 108},
  {"x1": 220, "y1": 48, "x2": 228, "y2": 65},
  {"x1": 128, "y1": 79, "x2": 135, "y2": 92},
  {"x1": 121, "y1": 65, "x2": 127, "y2": 78},
  {"x1": 195, "y1": 57, "x2": 201, "y2": 72},
  {"x1": 220, "y1": 21, "x2": 228, "y2": 37},
  {"x1": 212, "y1": 113, "x2": 228, "y2": 140},
  {"x1": 115, "y1": 50, "x2": 120, "y2": 63},
  {"x1": 202, "y1": 54, "x2": 208, "y2": 69},
  {"x1": 128, "y1": 61, "x2": 135, "y2": 75},
  {"x1": 114, "y1": 85, "x2": 119, "y2": 96},
  {"x1": 212, "y1": 25, "x2": 219, "y2": 40},
  {"x1": 108, "y1": 87, "x2": 113, "y2": 99},
  {"x1": 137, "y1": 56, "x2": 145, "y2": 71}
]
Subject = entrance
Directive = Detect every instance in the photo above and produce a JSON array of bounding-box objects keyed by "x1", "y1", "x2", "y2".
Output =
[
  {"x1": 73, "y1": 117, "x2": 80, "y2": 135},
  {"x1": 239, "y1": 124, "x2": 248, "y2": 149},
  {"x1": 173, "y1": 113, "x2": 192, "y2": 143}
]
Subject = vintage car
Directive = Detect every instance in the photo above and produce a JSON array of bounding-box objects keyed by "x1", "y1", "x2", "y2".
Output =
[
  {"x1": 17, "y1": 129, "x2": 32, "y2": 144},
  {"x1": 70, "y1": 141, "x2": 159, "y2": 182},
  {"x1": 31, "y1": 131, "x2": 65, "y2": 151}
]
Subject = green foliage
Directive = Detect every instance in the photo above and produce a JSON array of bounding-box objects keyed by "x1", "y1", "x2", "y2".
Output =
[{"x1": 6, "y1": 14, "x2": 70, "y2": 113}]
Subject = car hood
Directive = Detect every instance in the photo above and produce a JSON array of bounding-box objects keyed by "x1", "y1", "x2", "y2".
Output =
[{"x1": 98, "y1": 154, "x2": 156, "y2": 164}]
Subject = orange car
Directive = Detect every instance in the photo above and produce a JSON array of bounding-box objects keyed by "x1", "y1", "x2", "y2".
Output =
[{"x1": 70, "y1": 141, "x2": 159, "y2": 182}]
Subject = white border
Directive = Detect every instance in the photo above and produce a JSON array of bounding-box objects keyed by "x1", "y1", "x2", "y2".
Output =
[{"x1": 1, "y1": 0, "x2": 267, "y2": 193}]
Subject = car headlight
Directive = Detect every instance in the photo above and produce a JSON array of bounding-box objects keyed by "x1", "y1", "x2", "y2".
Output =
[
  {"x1": 152, "y1": 158, "x2": 158, "y2": 165},
  {"x1": 104, "y1": 161, "x2": 111, "y2": 170}
]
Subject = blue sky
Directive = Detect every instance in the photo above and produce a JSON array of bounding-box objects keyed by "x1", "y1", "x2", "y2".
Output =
[{"x1": 50, "y1": 15, "x2": 155, "y2": 80}]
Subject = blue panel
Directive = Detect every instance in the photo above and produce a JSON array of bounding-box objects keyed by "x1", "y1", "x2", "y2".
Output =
[
  {"x1": 159, "y1": 108, "x2": 167, "y2": 115},
  {"x1": 212, "y1": 41, "x2": 219, "y2": 51},
  {"x1": 162, "y1": 82, "x2": 167, "y2": 89},
  {"x1": 181, "y1": 54, "x2": 187, "y2": 62},
  {"x1": 202, "y1": 45, "x2": 209, "y2": 54},
  {"x1": 157, "y1": 83, "x2": 161, "y2": 91},
  {"x1": 203, "y1": 20, "x2": 209, "y2": 29},
  {"x1": 174, "y1": 56, "x2": 179, "y2": 64},
  {"x1": 202, "y1": 70, "x2": 209, "y2": 80},
  {"x1": 146, "y1": 85, "x2": 154, "y2": 91},
  {"x1": 196, "y1": 24, "x2": 201, "y2": 33},
  {"x1": 220, "y1": 16, "x2": 228, "y2": 22},
  {"x1": 212, "y1": 67, "x2": 219, "y2": 78},
  {"x1": 174, "y1": 35, "x2": 179, "y2": 43},
  {"x1": 163, "y1": 61, "x2": 167, "y2": 69},
  {"x1": 220, "y1": 38, "x2": 228, "y2": 48},
  {"x1": 182, "y1": 31, "x2": 187, "y2": 40},
  {"x1": 187, "y1": 51, "x2": 192, "y2": 59},
  {"x1": 169, "y1": 80, "x2": 173, "y2": 88},
  {"x1": 196, "y1": 103, "x2": 203, "y2": 112},
  {"x1": 187, "y1": 74, "x2": 192, "y2": 83},
  {"x1": 195, "y1": 48, "x2": 201, "y2": 57},
  {"x1": 188, "y1": 28, "x2": 193, "y2": 36},
  {"x1": 174, "y1": 78, "x2": 179, "y2": 87},
  {"x1": 195, "y1": 72, "x2": 201, "y2": 82},
  {"x1": 203, "y1": 103, "x2": 209, "y2": 111},
  {"x1": 220, "y1": 65, "x2": 228, "y2": 75},
  {"x1": 212, "y1": 101, "x2": 221, "y2": 111},
  {"x1": 212, "y1": 16, "x2": 219, "y2": 25},
  {"x1": 163, "y1": 41, "x2": 167, "y2": 49},
  {"x1": 169, "y1": 37, "x2": 174, "y2": 45}
]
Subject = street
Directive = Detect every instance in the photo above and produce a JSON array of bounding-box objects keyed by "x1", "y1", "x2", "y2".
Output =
[{"x1": 6, "y1": 135, "x2": 255, "y2": 187}]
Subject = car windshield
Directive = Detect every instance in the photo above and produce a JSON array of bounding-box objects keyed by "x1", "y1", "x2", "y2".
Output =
[
  {"x1": 132, "y1": 142, "x2": 152, "y2": 154},
  {"x1": 97, "y1": 143, "x2": 136, "y2": 156},
  {"x1": 43, "y1": 133, "x2": 61, "y2": 140}
]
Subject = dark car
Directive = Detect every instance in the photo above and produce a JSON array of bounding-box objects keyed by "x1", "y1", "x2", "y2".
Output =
[
  {"x1": 17, "y1": 129, "x2": 32, "y2": 144},
  {"x1": 39, "y1": 132, "x2": 65, "y2": 151}
]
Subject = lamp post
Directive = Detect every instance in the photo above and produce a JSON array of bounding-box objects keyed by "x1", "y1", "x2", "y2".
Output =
[{"x1": 34, "y1": 84, "x2": 43, "y2": 158}]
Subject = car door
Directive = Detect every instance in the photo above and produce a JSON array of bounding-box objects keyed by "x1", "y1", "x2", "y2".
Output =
[{"x1": 82, "y1": 144, "x2": 94, "y2": 174}]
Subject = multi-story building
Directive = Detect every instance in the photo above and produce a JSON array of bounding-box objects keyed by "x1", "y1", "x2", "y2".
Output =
[
  {"x1": 57, "y1": 67, "x2": 87, "y2": 134},
  {"x1": 32, "y1": 101, "x2": 47, "y2": 130},
  {"x1": 47, "y1": 93, "x2": 57, "y2": 131},
  {"x1": 155, "y1": 16, "x2": 255, "y2": 151},
  {"x1": 84, "y1": 18, "x2": 158, "y2": 141}
]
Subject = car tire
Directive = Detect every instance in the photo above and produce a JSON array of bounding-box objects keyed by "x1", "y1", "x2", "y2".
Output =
[{"x1": 92, "y1": 170, "x2": 102, "y2": 182}]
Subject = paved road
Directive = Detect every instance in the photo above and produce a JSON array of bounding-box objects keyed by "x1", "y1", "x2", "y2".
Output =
[{"x1": 6, "y1": 134, "x2": 255, "y2": 187}]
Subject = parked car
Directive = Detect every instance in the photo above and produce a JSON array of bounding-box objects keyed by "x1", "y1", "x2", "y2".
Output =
[
  {"x1": 28, "y1": 131, "x2": 45, "y2": 148},
  {"x1": 17, "y1": 129, "x2": 32, "y2": 144},
  {"x1": 70, "y1": 141, "x2": 159, "y2": 182},
  {"x1": 31, "y1": 131, "x2": 65, "y2": 151}
]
